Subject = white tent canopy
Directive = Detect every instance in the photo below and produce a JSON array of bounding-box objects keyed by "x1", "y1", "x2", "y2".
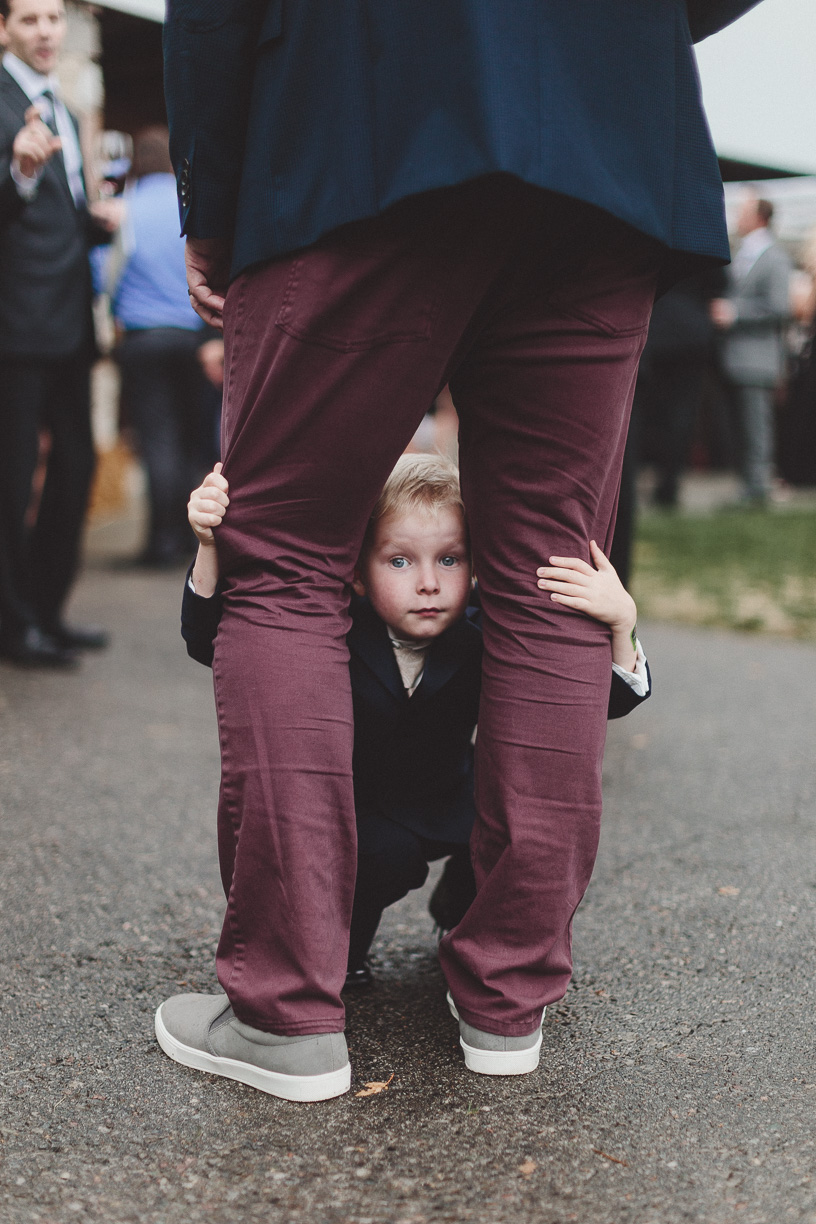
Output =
[
  {"x1": 695, "y1": 0, "x2": 816, "y2": 175},
  {"x1": 90, "y1": 0, "x2": 816, "y2": 175},
  {"x1": 94, "y1": 0, "x2": 164, "y2": 20}
]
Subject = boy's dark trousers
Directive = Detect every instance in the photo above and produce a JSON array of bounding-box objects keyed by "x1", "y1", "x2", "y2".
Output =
[
  {"x1": 212, "y1": 177, "x2": 659, "y2": 1038},
  {"x1": 349, "y1": 813, "x2": 475, "y2": 973}
]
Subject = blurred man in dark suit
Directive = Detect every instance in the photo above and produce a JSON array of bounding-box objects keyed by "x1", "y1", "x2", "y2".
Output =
[
  {"x1": 158, "y1": 0, "x2": 764, "y2": 1097},
  {"x1": 0, "y1": 0, "x2": 114, "y2": 667}
]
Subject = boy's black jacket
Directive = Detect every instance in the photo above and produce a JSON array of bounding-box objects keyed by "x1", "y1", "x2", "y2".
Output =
[{"x1": 181, "y1": 575, "x2": 649, "y2": 845}]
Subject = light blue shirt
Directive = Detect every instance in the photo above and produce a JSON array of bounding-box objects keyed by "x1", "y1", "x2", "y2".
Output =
[{"x1": 110, "y1": 174, "x2": 202, "y2": 332}]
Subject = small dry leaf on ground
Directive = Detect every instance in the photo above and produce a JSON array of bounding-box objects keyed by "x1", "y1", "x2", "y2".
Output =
[
  {"x1": 354, "y1": 1073, "x2": 395, "y2": 1098},
  {"x1": 717, "y1": 886, "x2": 741, "y2": 896},
  {"x1": 593, "y1": 1149, "x2": 629, "y2": 1167},
  {"x1": 518, "y1": 1160, "x2": 537, "y2": 1177}
]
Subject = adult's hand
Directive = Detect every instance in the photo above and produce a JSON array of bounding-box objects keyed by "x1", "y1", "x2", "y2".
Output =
[
  {"x1": 197, "y1": 337, "x2": 225, "y2": 388},
  {"x1": 710, "y1": 297, "x2": 737, "y2": 329},
  {"x1": 12, "y1": 106, "x2": 61, "y2": 179},
  {"x1": 89, "y1": 198, "x2": 124, "y2": 233},
  {"x1": 186, "y1": 237, "x2": 232, "y2": 330}
]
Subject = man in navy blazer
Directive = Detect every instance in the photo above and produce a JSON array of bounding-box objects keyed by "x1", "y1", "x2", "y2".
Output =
[{"x1": 160, "y1": 0, "x2": 761, "y2": 1096}]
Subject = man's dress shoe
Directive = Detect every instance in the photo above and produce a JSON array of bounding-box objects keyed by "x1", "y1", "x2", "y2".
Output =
[
  {"x1": 0, "y1": 626, "x2": 79, "y2": 669},
  {"x1": 48, "y1": 621, "x2": 110, "y2": 651}
]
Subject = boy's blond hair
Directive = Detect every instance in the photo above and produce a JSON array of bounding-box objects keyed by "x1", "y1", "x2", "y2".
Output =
[{"x1": 363, "y1": 453, "x2": 465, "y2": 551}]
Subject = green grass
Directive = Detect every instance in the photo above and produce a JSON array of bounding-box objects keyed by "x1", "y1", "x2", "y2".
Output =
[{"x1": 631, "y1": 506, "x2": 816, "y2": 638}]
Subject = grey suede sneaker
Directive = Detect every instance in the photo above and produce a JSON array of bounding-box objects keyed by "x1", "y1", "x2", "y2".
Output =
[
  {"x1": 446, "y1": 992, "x2": 544, "y2": 1076},
  {"x1": 155, "y1": 993, "x2": 351, "y2": 1102}
]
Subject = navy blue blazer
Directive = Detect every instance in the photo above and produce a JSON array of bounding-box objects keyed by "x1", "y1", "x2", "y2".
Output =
[
  {"x1": 164, "y1": 1, "x2": 760, "y2": 281},
  {"x1": 181, "y1": 577, "x2": 650, "y2": 844}
]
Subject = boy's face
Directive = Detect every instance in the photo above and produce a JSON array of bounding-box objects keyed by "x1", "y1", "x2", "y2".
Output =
[{"x1": 353, "y1": 505, "x2": 472, "y2": 643}]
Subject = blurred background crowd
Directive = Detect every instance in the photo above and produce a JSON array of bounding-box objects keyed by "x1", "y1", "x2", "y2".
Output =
[{"x1": 1, "y1": 0, "x2": 815, "y2": 667}]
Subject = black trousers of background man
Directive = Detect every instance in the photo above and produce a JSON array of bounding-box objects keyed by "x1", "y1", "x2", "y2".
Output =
[
  {"x1": 0, "y1": 352, "x2": 95, "y2": 638},
  {"x1": 117, "y1": 327, "x2": 217, "y2": 567}
]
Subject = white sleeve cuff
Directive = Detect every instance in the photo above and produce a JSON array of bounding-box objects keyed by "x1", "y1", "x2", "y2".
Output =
[
  {"x1": 10, "y1": 158, "x2": 43, "y2": 200},
  {"x1": 611, "y1": 640, "x2": 650, "y2": 698}
]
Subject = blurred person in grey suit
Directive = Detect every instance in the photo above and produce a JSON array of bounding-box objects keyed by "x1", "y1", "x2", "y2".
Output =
[{"x1": 711, "y1": 194, "x2": 792, "y2": 504}]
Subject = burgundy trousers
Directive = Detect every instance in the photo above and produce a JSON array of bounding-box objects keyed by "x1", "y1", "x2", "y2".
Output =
[{"x1": 213, "y1": 178, "x2": 659, "y2": 1037}]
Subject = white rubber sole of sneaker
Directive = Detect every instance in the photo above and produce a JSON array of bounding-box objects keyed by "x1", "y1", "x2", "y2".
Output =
[
  {"x1": 446, "y1": 992, "x2": 544, "y2": 1076},
  {"x1": 154, "y1": 1006, "x2": 351, "y2": 1102}
]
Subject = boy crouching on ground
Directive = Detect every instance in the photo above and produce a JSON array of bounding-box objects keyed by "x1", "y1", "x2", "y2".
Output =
[{"x1": 180, "y1": 454, "x2": 651, "y2": 1003}]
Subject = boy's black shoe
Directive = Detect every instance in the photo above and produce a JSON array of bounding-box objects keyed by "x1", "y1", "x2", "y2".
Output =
[{"x1": 343, "y1": 963, "x2": 373, "y2": 990}]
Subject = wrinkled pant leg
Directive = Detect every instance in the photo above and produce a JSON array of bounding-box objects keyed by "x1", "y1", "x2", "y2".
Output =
[
  {"x1": 208, "y1": 191, "x2": 509, "y2": 1035},
  {"x1": 439, "y1": 214, "x2": 660, "y2": 1036},
  {"x1": 737, "y1": 384, "x2": 774, "y2": 499},
  {"x1": 206, "y1": 180, "x2": 660, "y2": 1038}
]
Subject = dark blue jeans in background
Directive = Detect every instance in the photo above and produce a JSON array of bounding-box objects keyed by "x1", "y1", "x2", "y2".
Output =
[{"x1": 117, "y1": 327, "x2": 219, "y2": 566}]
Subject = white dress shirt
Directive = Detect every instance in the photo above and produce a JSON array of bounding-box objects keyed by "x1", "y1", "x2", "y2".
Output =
[{"x1": 4, "y1": 51, "x2": 85, "y2": 207}]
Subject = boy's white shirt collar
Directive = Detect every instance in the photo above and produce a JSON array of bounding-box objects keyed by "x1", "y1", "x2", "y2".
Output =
[{"x1": 388, "y1": 634, "x2": 429, "y2": 697}]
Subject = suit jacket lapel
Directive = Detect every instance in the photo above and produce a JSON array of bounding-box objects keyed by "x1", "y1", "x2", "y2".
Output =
[
  {"x1": 347, "y1": 596, "x2": 407, "y2": 702},
  {"x1": 0, "y1": 66, "x2": 75, "y2": 207},
  {"x1": 413, "y1": 614, "x2": 481, "y2": 703},
  {"x1": 0, "y1": 65, "x2": 31, "y2": 126}
]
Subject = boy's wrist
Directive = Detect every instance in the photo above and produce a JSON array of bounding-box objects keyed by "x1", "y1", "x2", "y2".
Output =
[
  {"x1": 191, "y1": 543, "x2": 220, "y2": 598},
  {"x1": 609, "y1": 598, "x2": 637, "y2": 639},
  {"x1": 610, "y1": 620, "x2": 638, "y2": 670}
]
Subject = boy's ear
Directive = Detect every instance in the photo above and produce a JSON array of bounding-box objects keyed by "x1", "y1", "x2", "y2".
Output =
[{"x1": 351, "y1": 568, "x2": 366, "y2": 597}]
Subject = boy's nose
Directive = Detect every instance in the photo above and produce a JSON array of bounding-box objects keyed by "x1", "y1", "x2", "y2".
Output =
[{"x1": 417, "y1": 566, "x2": 440, "y2": 594}]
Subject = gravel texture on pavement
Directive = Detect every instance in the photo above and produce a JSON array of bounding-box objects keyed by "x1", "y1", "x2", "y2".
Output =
[{"x1": 1, "y1": 557, "x2": 815, "y2": 1224}]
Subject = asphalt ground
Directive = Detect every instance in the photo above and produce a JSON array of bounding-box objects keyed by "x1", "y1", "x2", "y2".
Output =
[{"x1": 1, "y1": 540, "x2": 815, "y2": 1224}]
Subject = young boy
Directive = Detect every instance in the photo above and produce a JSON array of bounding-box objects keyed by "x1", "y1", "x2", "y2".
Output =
[{"x1": 182, "y1": 454, "x2": 650, "y2": 993}]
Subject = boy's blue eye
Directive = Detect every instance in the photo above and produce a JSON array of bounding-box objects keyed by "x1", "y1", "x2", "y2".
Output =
[
  {"x1": 389, "y1": 557, "x2": 408, "y2": 569},
  {"x1": 440, "y1": 555, "x2": 459, "y2": 567}
]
